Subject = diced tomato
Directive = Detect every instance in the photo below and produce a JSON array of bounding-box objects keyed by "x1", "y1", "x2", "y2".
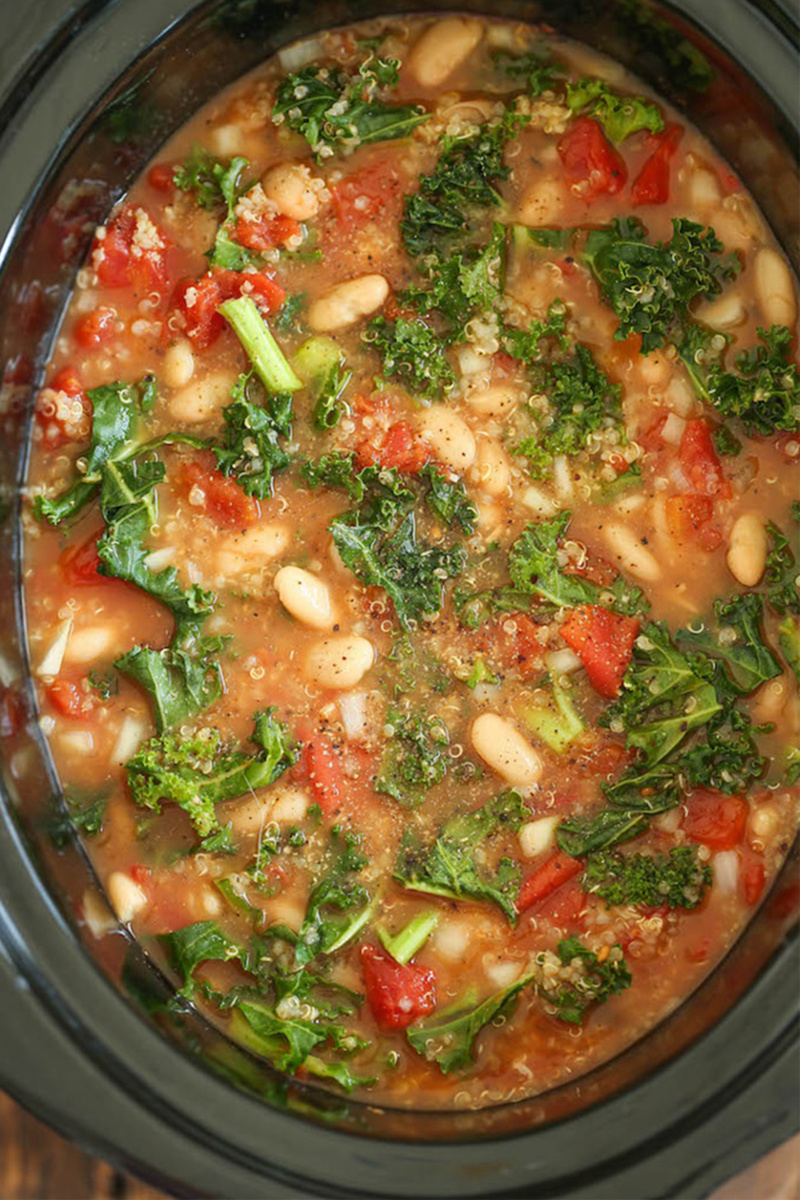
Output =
[
  {"x1": 491, "y1": 351, "x2": 520, "y2": 380},
  {"x1": 679, "y1": 419, "x2": 728, "y2": 497},
  {"x1": 686, "y1": 937, "x2": 711, "y2": 964},
  {"x1": 360, "y1": 944, "x2": 436, "y2": 1030},
  {"x1": 75, "y1": 305, "x2": 118, "y2": 349},
  {"x1": 148, "y1": 163, "x2": 176, "y2": 193},
  {"x1": 630, "y1": 123, "x2": 684, "y2": 206},
  {"x1": 640, "y1": 413, "x2": 669, "y2": 452},
  {"x1": 355, "y1": 421, "x2": 430, "y2": 474},
  {"x1": 563, "y1": 551, "x2": 618, "y2": 590},
  {"x1": 741, "y1": 852, "x2": 766, "y2": 907},
  {"x1": 558, "y1": 117, "x2": 627, "y2": 199},
  {"x1": 559, "y1": 605, "x2": 639, "y2": 699},
  {"x1": 50, "y1": 365, "x2": 84, "y2": 398},
  {"x1": 46, "y1": 678, "x2": 95, "y2": 719},
  {"x1": 330, "y1": 157, "x2": 403, "y2": 231},
  {"x1": 300, "y1": 734, "x2": 345, "y2": 816},
  {"x1": 235, "y1": 213, "x2": 301, "y2": 252},
  {"x1": 36, "y1": 367, "x2": 92, "y2": 449},
  {"x1": 94, "y1": 205, "x2": 168, "y2": 295},
  {"x1": 60, "y1": 535, "x2": 103, "y2": 585},
  {"x1": 517, "y1": 851, "x2": 584, "y2": 914},
  {"x1": 180, "y1": 452, "x2": 258, "y2": 528},
  {"x1": 237, "y1": 270, "x2": 286, "y2": 314},
  {"x1": 495, "y1": 611, "x2": 545, "y2": 678},
  {"x1": 171, "y1": 268, "x2": 285, "y2": 350},
  {"x1": 536, "y1": 879, "x2": 587, "y2": 930},
  {"x1": 665, "y1": 493, "x2": 722, "y2": 550},
  {"x1": 683, "y1": 789, "x2": 748, "y2": 850},
  {"x1": 0, "y1": 688, "x2": 25, "y2": 740}
]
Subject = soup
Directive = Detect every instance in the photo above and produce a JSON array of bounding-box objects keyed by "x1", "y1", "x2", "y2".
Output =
[{"x1": 23, "y1": 13, "x2": 799, "y2": 1108}]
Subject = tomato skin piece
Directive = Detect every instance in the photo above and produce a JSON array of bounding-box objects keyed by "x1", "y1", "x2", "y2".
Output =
[
  {"x1": 517, "y1": 851, "x2": 584, "y2": 914},
  {"x1": 679, "y1": 419, "x2": 728, "y2": 497},
  {"x1": 94, "y1": 205, "x2": 168, "y2": 294},
  {"x1": 536, "y1": 879, "x2": 587, "y2": 930},
  {"x1": 558, "y1": 117, "x2": 627, "y2": 199},
  {"x1": 172, "y1": 269, "x2": 285, "y2": 350},
  {"x1": 330, "y1": 157, "x2": 402, "y2": 231},
  {"x1": 559, "y1": 604, "x2": 639, "y2": 698},
  {"x1": 46, "y1": 678, "x2": 95, "y2": 719},
  {"x1": 355, "y1": 421, "x2": 430, "y2": 474},
  {"x1": 631, "y1": 123, "x2": 684, "y2": 205},
  {"x1": 235, "y1": 214, "x2": 301, "y2": 251},
  {"x1": 741, "y1": 853, "x2": 766, "y2": 907},
  {"x1": 495, "y1": 611, "x2": 545, "y2": 679},
  {"x1": 180, "y1": 453, "x2": 258, "y2": 528},
  {"x1": 60, "y1": 535, "x2": 103, "y2": 585},
  {"x1": 683, "y1": 789, "x2": 748, "y2": 850},
  {"x1": 360, "y1": 944, "x2": 436, "y2": 1031},
  {"x1": 300, "y1": 734, "x2": 345, "y2": 817},
  {"x1": 148, "y1": 163, "x2": 176, "y2": 193},
  {"x1": 665, "y1": 493, "x2": 722, "y2": 550},
  {"x1": 75, "y1": 305, "x2": 117, "y2": 349}
]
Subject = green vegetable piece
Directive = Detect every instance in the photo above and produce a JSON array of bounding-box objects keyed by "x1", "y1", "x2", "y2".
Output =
[
  {"x1": 365, "y1": 316, "x2": 455, "y2": 402},
  {"x1": 565, "y1": 78, "x2": 664, "y2": 143},
  {"x1": 544, "y1": 938, "x2": 631, "y2": 1025},
  {"x1": 493, "y1": 49, "x2": 557, "y2": 96},
  {"x1": 303, "y1": 1056, "x2": 376, "y2": 1093},
  {"x1": 705, "y1": 325, "x2": 800, "y2": 437},
  {"x1": 219, "y1": 297, "x2": 302, "y2": 393},
  {"x1": 174, "y1": 147, "x2": 249, "y2": 212},
  {"x1": 515, "y1": 680, "x2": 584, "y2": 754},
  {"x1": 407, "y1": 973, "x2": 534, "y2": 1073},
  {"x1": 213, "y1": 377, "x2": 293, "y2": 498},
  {"x1": 676, "y1": 593, "x2": 782, "y2": 695},
  {"x1": 235, "y1": 999, "x2": 330, "y2": 1073},
  {"x1": 394, "y1": 789, "x2": 526, "y2": 923},
  {"x1": 462, "y1": 658, "x2": 499, "y2": 689},
  {"x1": 378, "y1": 911, "x2": 439, "y2": 965},
  {"x1": 292, "y1": 336, "x2": 353, "y2": 431},
  {"x1": 592, "y1": 462, "x2": 643, "y2": 505},
  {"x1": 126, "y1": 708, "x2": 297, "y2": 837},
  {"x1": 765, "y1": 515, "x2": 800, "y2": 615},
  {"x1": 294, "y1": 832, "x2": 371, "y2": 967},
  {"x1": 419, "y1": 464, "x2": 477, "y2": 533},
  {"x1": 557, "y1": 809, "x2": 650, "y2": 857},
  {"x1": 376, "y1": 707, "x2": 450, "y2": 807},
  {"x1": 779, "y1": 614, "x2": 800, "y2": 683},
  {"x1": 583, "y1": 845, "x2": 712, "y2": 910},
  {"x1": 501, "y1": 299, "x2": 569, "y2": 363},
  {"x1": 116, "y1": 626, "x2": 227, "y2": 733},
  {"x1": 46, "y1": 792, "x2": 108, "y2": 849},
  {"x1": 158, "y1": 920, "x2": 242, "y2": 991}
]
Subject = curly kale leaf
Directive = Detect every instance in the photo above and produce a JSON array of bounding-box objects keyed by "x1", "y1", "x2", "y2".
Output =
[
  {"x1": 583, "y1": 845, "x2": 712, "y2": 909},
  {"x1": 376, "y1": 707, "x2": 450, "y2": 806},
  {"x1": 394, "y1": 789, "x2": 526, "y2": 923},
  {"x1": 765, "y1": 512, "x2": 800, "y2": 615},
  {"x1": 682, "y1": 324, "x2": 800, "y2": 436},
  {"x1": 501, "y1": 299, "x2": 569, "y2": 364},
  {"x1": 403, "y1": 221, "x2": 507, "y2": 341},
  {"x1": 676, "y1": 593, "x2": 782, "y2": 695},
  {"x1": 365, "y1": 316, "x2": 455, "y2": 401},
  {"x1": 213, "y1": 382, "x2": 293, "y2": 499},
  {"x1": 273, "y1": 58, "x2": 427, "y2": 156},
  {"x1": 565, "y1": 78, "x2": 664, "y2": 143},
  {"x1": 116, "y1": 623, "x2": 228, "y2": 733},
  {"x1": 125, "y1": 709, "x2": 296, "y2": 837},
  {"x1": 543, "y1": 938, "x2": 631, "y2": 1025},
  {"x1": 582, "y1": 217, "x2": 739, "y2": 353},
  {"x1": 294, "y1": 831, "x2": 371, "y2": 967},
  {"x1": 419, "y1": 464, "x2": 477, "y2": 532},
  {"x1": 493, "y1": 49, "x2": 557, "y2": 97}
]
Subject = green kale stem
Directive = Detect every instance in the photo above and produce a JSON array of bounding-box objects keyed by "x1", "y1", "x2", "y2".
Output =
[
  {"x1": 378, "y1": 910, "x2": 439, "y2": 965},
  {"x1": 219, "y1": 296, "x2": 302, "y2": 393}
]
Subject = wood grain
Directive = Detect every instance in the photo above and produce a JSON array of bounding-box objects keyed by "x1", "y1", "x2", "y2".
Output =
[{"x1": 1, "y1": 1086, "x2": 797, "y2": 1199}]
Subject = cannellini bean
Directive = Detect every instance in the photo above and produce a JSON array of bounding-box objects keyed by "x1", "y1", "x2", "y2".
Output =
[
  {"x1": 168, "y1": 370, "x2": 235, "y2": 424},
  {"x1": 603, "y1": 524, "x2": 661, "y2": 583},
  {"x1": 274, "y1": 566, "x2": 335, "y2": 629},
  {"x1": 305, "y1": 635, "x2": 374, "y2": 690},
  {"x1": 225, "y1": 794, "x2": 270, "y2": 837},
  {"x1": 466, "y1": 385, "x2": 520, "y2": 418},
  {"x1": 162, "y1": 339, "x2": 195, "y2": 389},
  {"x1": 262, "y1": 163, "x2": 321, "y2": 221},
  {"x1": 695, "y1": 291, "x2": 747, "y2": 330},
  {"x1": 216, "y1": 523, "x2": 291, "y2": 577},
  {"x1": 271, "y1": 787, "x2": 310, "y2": 824},
  {"x1": 517, "y1": 177, "x2": 569, "y2": 226},
  {"x1": 417, "y1": 408, "x2": 476, "y2": 471},
  {"x1": 726, "y1": 512, "x2": 768, "y2": 586},
  {"x1": 638, "y1": 349, "x2": 673, "y2": 387},
  {"x1": 430, "y1": 917, "x2": 470, "y2": 961},
  {"x1": 471, "y1": 713, "x2": 542, "y2": 787},
  {"x1": 469, "y1": 436, "x2": 510, "y2": 497},
  {"x1": 688, "y1": 167, "x2": 721, "y2": 210},
  {"x1": 519, "y1": 816, "x2": 559, "y2": 858},
  {"x1": 307, "y1": 274, "x2": 389, "y2": 332},
  {"x1": 408, "y1": 17, "x2": 483, "y2": 88},
  {"x1": 208, "y1": 123, "x2": 247, "y2": 157},
  {"x1": 749, "y1": 802, "x2": 780, "y2": 842},
  {"x1": 82, "y1": 888, "x2": 116, "y2": 938},
  {"x1": 64, "y1": 624, "x2": 116, "y2": 665},
  {"x1": 754, "y1": 246, "x2": 797, "y2": 327},
  {"x1": 107, "y1": 871, "x2": 147, "y2": 923}
]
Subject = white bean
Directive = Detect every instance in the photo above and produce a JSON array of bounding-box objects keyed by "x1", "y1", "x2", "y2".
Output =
[
  {"x1": 408, "y1": 17, "x2": 483, "y2": 88},
  {"x1": 307, "y1": 275, "x2": 389, "y2": 332},
  {"x1": 749, "y1": 802, "x2": 780, "y2": 842},
  {"x1": 466, "y1": 385, "x2": 520, "y2": 418},
  {"x1": 274, "y1": 566, "x2": 335, "y2": 629},
  {"x1": 603, "y1": 523, "x2": 662, "y2": 583},
  {"x1": 262, "y1": 163, "x2": 321, "y2": 221},
  {"x1": 518, "y1": 815, "x2": 559, "y2": 858},
  {"x1": 695, "y1": 291, "x2": 747, "y2": 330},
  {"x1": 107, "y1": 871, "x2": 147, "y2": 923},
  {"x1": 82, "y1": 889, "x2": 116, "y2": 938},
  {"x1": 754, "y1": 246, "x2": 797, "y2": 327},
  {"x1": 162, "y1": 339, "x2": 195, "y2": 389},
  {"x1": 688, "y1": 167, "x2": 721, "y2": 211},
  {"x1": 521, "y1": 484, "x2": 558, "y2": 517},
  {"x1": 208, "y1": 123, "x2": 248, "y2": 157},
  {"x1": 727, "y1": 512, "x2": 768, "y2": 586},
  {"x1": 168, "y1": 370, "x2": 234, "y2": 424},
  {"x1": 271, "y1": 787, "x2": 310, "y2": 824},
  {"x1": 469, "y1": 436, "x2": 510, "y2": 497},
  {"x1": 225, "y1": 794, "x2": 270, "y2": 837},
  {"x1": 471, "y1": 713, "x2": 542, "y2": 787},
  {"x1": 305, "y1": 635, "x2": 374, "y2": 690},
  {"x1": 517, "y1": 177, "x2": 569, "y2": 226},
  {"x1": 417, "y1": 408, "x2": 476, "y2": 471},
  {"x1": 64, "y1": 624, "x2": 116, "y2": 665},
  {"x1": 216, "y1": 523, "x2": 290, "y2": 577}
]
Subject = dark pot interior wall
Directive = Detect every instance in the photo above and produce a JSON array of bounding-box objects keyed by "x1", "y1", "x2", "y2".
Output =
[{"x1": 0, "y1": 2, "x2": 797, "y2": 1197}]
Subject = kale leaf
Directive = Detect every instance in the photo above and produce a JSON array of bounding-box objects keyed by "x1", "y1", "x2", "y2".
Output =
[
  {"x1": 407, "y1": 973, "x2": 534, "y2": 1073},
  {"x1": 365, "y1": 316, "x2": 455, "y2": 401},
  {"x1": 213, "y1": 378, "x2": 293, "y2": 498},
  {"x1": 419, "y1": 464, "x2": 477, "y2": 532},
  {"x1": 294, "y1": 831, "x2": 371, "y2": 967},
  {"x1": 376, "y1": 707, "x2": 450, "y2": 806},
  {"x1": 565, "y1": 78, "x2": 663, "y2": 143},
  {"x1": 541, "y1": 938, "x2": 630, "y2": 1025},
  {"x1": 116, "y1": 623, "x2": 227, "y2": 733},
  {"x1": 493, "y1": 49, "x2": 557, "y2": 97},
  {"x1": 684, "y1": 324, "x2": 800, "y2": 436},
  {"x1": 676, "y1": 593, "x2": 782, "y2": 695},
  {"x1": 583, "y1": 845, "x2": 712, "y2": 909},
  {"x1": 126, "y1": 709, "x2": 297, "y2": 837},
  {"x1": 556, "y1": 809, "x2": 651, "y2": 857},
  {"x1": 582, "y1": 217, "x2": 738, "y2": 353},
  {"x1": 273, "y1": 57, "x2": 428, "y2": 157},
  {"x1": 394, "y1": 789, "x2": 526, "y2": 923},
  {"x1": 765, "y1": 512, "x2": 800, "y2": 615},
  {"x1": 159, "y1": 919, "x2": 242, "y2": 993}
]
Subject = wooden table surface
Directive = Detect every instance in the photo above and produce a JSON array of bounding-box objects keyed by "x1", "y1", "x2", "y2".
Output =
[{"x1": 1, "y1": 1088, "x2": 797, "y2": 1199}]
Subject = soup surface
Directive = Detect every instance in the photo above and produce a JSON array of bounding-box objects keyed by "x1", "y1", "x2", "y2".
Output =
[{"x1": 23, "y1": 14, "x2": 799, "y2": 1108}]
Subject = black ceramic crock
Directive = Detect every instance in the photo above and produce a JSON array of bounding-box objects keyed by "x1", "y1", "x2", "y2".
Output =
[{"x1": 0, "y1": 2, "x2": 797, "y2": 1196}]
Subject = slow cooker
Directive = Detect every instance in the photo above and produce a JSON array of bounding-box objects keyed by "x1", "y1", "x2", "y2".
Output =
[{"x1": 0, "y1": 1, "x2": 797, "y2": 1195}]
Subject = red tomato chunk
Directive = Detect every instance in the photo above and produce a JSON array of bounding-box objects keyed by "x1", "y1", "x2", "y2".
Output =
[
  {"x1": 559, "y1": 605, "x2": 639, "y2": 698},
  {"x1": 631, "y1": 123, "x2": 684, "y2": 206},
  {"x1": 360, "y1": 944, "x2": 436, "y2": 1030},
  {"x1": 517, "y1": 851, "x2": 584, "y2": 914},
  {"x1": 558, "y1": 117, "x2": 627, "y2": 199},
  {"x1": 683, "y1": 790, "x2": 748, "y2": 850}
]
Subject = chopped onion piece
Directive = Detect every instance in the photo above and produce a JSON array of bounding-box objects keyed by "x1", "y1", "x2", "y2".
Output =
[
  {"x1": 712, "y1": 849, "x2": 739, "y2": 893},
  {"x1": 143, "y1": 546, "x2": 176, "y2": 571},
  {"x1": 57, "y1": 730, "x2": 95, "y2": 755},
  {"x1": 111, "y1": 714, "x2": 147, "y2": 765},
  {"x1": 484, "y1": 959, "x2": 522, "y2": 989},
  {"x1": 544, "y1": 648, "x2": 582, "y2": 675},
  {"x1": 338, "y1": 690, "x2": 367, "y2": 740},
  {"x1": 552, "y1": 455, "x2": 573, "y2": 500},
  {"x1": 661, "y1": 412, "x2": 687, "y2": 445},
  {"x1": 519, "y1": 815, "x2": 559, "y2": 858},
  {"x1": 36, "y1": 618, "x2": 73, "y2": 677},
  {"x1": 522, "y1": 485, "x2": 557, "y2": 517},
  {"x1": 278, "y1": 36, "x2": 324, "y2": 71}
]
